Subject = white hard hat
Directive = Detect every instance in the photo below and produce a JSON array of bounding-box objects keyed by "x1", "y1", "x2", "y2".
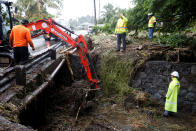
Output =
[
  {"x1": 171, "y1": 71, "x2": 179, "y2": 78},
  {"x1": 148, "y1": 13, "x2": 153, "y2": 16}
]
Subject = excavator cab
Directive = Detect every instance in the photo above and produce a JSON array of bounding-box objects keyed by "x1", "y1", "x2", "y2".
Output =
[{"x1": 0, "y1": 1, "x2": 14, "y2": 67}]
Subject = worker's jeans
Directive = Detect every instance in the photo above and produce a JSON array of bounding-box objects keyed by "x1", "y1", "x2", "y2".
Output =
[
  {"x1": 148, "y1": 28, "x2": 154, "y2": 40},
  {"x1": 117, "y1": 33, "x2": 126, "y2": 51},
  {"x1": 164, "y1": 110, "x2": 169, "y2": 116},
  {"x1": 164, "y1": 110, "x2": 175, "y2": 116},
  {"x1": 13, "y1": 47, "x2": 29, "y2": 65}
]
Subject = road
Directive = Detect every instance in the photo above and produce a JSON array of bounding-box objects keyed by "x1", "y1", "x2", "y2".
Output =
[
  {"x1": 29, "y1": 30, "x2": 88, "y2": 56},
  {"x1": 29, "y1": 36, "x2": 47, "y2": 56}
]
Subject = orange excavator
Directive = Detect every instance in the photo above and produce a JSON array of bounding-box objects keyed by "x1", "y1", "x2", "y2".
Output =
[{"x1": 26, "y1": 18, "x2": 99, "y2": 88}]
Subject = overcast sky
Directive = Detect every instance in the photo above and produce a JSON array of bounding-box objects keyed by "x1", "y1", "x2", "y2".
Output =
[
  {"x1": 10, "y1": 0, "x2": 133, "y2": 20},
  {"x1": 58, "y1": 0, "x2": 134, "y2": 20}
]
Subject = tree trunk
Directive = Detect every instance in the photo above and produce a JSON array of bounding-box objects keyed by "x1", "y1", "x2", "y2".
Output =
[
  {"x1": 38, "y1": 0, "x2": 41, "y2": 18},
  {"x1": 134, "y1": 28, "x2": 138, "y2": 36}
]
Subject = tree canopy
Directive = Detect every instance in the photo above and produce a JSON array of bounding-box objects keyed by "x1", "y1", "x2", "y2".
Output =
[
  {"x1": 128, "y1": 0, "x2": 196, "y2": 32},
  {"x1": 13, "y1": 0, "x2": 195, "y2": 33},
  {"x1": 14, "y1": 0, "x2": 62, "y2": 21},
  {"x1": 98, "y1": 0, "x2": 196, "y2": 33}
]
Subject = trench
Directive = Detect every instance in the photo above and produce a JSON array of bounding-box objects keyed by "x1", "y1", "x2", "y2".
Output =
[
  {"x1": 17, "y1": 53, "x2": 99, "y2": 130},
  {"x1": 18, "y1": 60, "x2": 76, "y2": 130}
]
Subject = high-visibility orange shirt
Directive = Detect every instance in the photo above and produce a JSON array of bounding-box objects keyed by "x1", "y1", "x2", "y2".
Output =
[{"x1": 9, "y1": 25, "x2": 34, "y2": 48}]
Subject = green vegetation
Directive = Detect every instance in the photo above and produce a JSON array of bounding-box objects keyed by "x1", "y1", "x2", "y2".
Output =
[
  {"x1": 92, "y1": 24, "x2": 112, "y2": 34},
  {"x1": 98, "y1": 3, "x2": 127, "y2": 32},
  {"x1": 101, "y1": 23, "x2": 113, "y2": 34},
  {"x1": 100, "y1": 54, "x2": 133, "y2": 101},
  {"x1": 13, "y1": 0, "x2": 62, "y2": 21},
  {"x1": 98, "y1": 0, "x2": 195, "y2": 33},
  {"x1": 96, "y1": 0, "x2": 196, "y2": 48},
  {"x1": 13, "y1": 0, "x2": 195, "y2": 48},
  {"x1": 154, "y1": 33, "x2": 196, "y2": 48}
]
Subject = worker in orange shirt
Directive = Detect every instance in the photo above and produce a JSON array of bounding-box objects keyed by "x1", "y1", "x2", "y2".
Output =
[{"x1": 9, "y1": 19, "x2": 35, "y2": 65}]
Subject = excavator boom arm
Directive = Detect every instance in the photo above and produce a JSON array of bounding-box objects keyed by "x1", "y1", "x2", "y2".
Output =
[
  {"x1": 27, "y1": 18, "x2": 99, "y2": 88},
  {"x1": 27, "y1": 19, "x2": 77, "y2": 47}
]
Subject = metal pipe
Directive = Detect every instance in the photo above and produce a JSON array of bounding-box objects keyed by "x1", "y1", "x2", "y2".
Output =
[
  {"x1": 0, "y1": 67, "x2": 14, "y2": 77},
  {"x1": 0, "y1": 83, "x2": 13, "y2": 93},
  {"x1": 25, "y1": 52, "x2": 50, "y2": 69},
  {"x1": 23, "y1": 82, "x2": 48, "y2": 106},
  {"x1": 0, "y1": 74, "x2": 15, "y2": 87},
  {"x1": 54, "y1": 43, "x2": 63, "y2": 50},
  {"x1": 23, "y1": 59, "x2": 65, "y2": 107},
  {"x1": 49, "y1": 59, "x2": 65, "y2": 80}
]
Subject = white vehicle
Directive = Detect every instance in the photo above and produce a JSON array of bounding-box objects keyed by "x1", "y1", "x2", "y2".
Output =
[{"x1": 88, "y1": 25, "x2": 94, "y2": 34}]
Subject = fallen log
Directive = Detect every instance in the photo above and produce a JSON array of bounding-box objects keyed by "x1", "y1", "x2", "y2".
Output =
[
  {"x1": 149, "y1": 45, "x2": 171, "y2": 50},
  {"x1": 174, "y1": 48, "x2": 189, "y2": 51}
]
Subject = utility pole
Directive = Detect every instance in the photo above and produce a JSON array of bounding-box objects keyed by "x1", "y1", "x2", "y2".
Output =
[
  {"x1": 99, "y1": 0, "x2": 100, "y2": 20},
  {"x1": 94, "y1": 0, "x2": 97, "y2": 25}
]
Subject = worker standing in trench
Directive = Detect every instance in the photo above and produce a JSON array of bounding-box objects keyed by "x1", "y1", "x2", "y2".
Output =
[
  {"x1": 164, "y1": 71, "x2": 180, "y2": 116},
  {"x1": 115, "y1": 13, "x2": 128, "y2": 52},
  {"x1": 9, "y1": 19, "x2": 35, "y2": 65}
]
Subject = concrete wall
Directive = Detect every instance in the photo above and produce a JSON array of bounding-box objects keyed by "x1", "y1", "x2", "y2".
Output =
[{"x1": 131, "y1": 61, "x2": 196, "y2": 113}]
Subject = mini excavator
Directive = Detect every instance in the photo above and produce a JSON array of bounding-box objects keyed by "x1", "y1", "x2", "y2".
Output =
[
  {"x1": 27, "y1": 18, "x2": 99, "y2": 88},
  {"x1": 0, "y1": 1, "x2": 99, "y2": 88}
]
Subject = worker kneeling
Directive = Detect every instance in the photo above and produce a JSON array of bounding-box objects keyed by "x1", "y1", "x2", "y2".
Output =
[{"x1": 164, "y1": 71, "x2": 180, "y2": 116}]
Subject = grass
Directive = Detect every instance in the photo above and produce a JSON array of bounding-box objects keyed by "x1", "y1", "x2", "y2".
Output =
[
  {"x1": 100, "y1": 54, "x2": 135, "y2": 102},
  {"x1": 99, "y1": 52, "x2": 149, "y2": 103}
]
